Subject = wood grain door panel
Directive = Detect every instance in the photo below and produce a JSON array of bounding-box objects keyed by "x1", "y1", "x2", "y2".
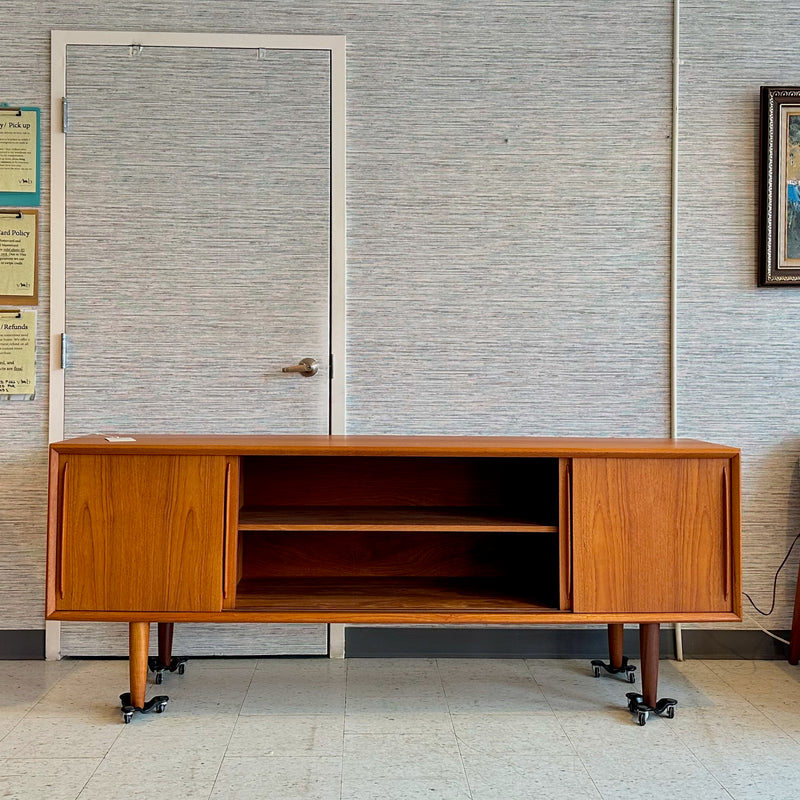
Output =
[
  {"x1": 572, "y1": 458, "x2": 732, "y2": 613},
  {"x1": 56, "y1": 455, "x2": 226, "y2": 612}
]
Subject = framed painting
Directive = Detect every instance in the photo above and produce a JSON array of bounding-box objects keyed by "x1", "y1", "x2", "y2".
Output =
[{"x1": 760, "y1": 86, "x2": 800, "y2": 285}]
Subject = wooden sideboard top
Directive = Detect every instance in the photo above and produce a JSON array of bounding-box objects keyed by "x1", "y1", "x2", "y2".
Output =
[{"x1": 50, "y1": 434, "x2": 739, "y2": 458}]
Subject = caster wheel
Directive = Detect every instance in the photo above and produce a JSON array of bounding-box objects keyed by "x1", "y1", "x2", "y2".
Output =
[
  {"x1": 122, "y1": 711, "x2": 133, "y2": 724},
  {"x1": 155, "y1": 672, "x2": 163, "y2": 685},
  {"x1": 637, "y1": 711, "x2": 648, "y2": 726},
  {"x1": 628, "y1": 672, "x2": 636, "y2": 684},
  {"x1": 592, "y1": 666, "x2": 601, "y2": 678},
  {"x1": 178, "y1": 664, "x2": 185, "y2": 675},
  {"x1": 155, "y1": 701, "x2": 168, "y2": 713},
  {"x1": 666, "y1": 706, "x2": 675, "y2": 719}
]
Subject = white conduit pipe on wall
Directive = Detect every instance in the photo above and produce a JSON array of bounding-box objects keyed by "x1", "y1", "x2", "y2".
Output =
[{"x1": 671, "y1": 0, "x2": 685, "y2": 662}]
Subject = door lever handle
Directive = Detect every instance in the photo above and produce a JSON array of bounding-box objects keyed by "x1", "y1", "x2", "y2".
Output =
[{"x1": 282, "y1": 357, "x2": 319, "y2": 377}]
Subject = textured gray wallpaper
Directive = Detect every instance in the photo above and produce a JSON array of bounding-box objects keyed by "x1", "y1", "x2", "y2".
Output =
[
  {"x1": 678, "y1": 2, "x2": 800, "y2": 629},
  {"x1": 0, "y1": 0, "x2": 795, "y2": 647},
  {"x1": 345, "y1": 2, "x2": 672, "y2": 437}
]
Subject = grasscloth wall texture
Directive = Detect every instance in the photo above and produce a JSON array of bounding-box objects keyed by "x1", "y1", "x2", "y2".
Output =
[{"x1": 0, "y1": 1, "x2": 797, "y2": 645}]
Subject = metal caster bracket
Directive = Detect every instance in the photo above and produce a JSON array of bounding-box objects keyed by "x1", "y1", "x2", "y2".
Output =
[
  {"x1": 591, "y1": 656, "x2": 636, "y2": 683},
  {"x1": 625, "y1": 692, "x2": 677, "y2": 726},
  {"x1": 148, "y1": 656, "x2": 188, "y2": 685},
  {"x1": 119, "y1": 692, "x2": 169, "y2": 723}
]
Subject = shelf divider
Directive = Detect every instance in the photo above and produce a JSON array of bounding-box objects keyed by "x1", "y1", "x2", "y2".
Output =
[{"x1": 237, "y1": 506, "x2": 558, "y2": 532}]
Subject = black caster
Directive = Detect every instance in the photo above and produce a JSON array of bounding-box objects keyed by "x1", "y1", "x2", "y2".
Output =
[
  {"x1": 148, "y1": 656, "x2": 188, "y2": 685},
  {"x1": 591, "y1": 656, "x2": 636, "y2": 683},
  {"x1": 625, "y1": 692, "x2": 677, "y2": 726},
  {"x1": 119, "y1": 692, "x2": 169, "y2": 723}
]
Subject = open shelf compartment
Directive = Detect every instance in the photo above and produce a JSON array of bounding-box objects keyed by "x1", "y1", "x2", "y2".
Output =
[{"x1": 231, "y1": 455, "x2": 565, "y2": 614}]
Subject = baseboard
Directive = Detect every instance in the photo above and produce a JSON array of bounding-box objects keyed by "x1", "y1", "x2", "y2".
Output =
[
  {"x1": 0, "y1": 630, "x2": 45, "y2": 659},
  {"x1": 679, "y1": 629, "x2": 791, "y2": 659},
  {"x1": 344, "y1": 627, "x2": 792, "y2": 660},
  {"x1": 1, "y1": 627, "x2": 790, "y2": 662}
]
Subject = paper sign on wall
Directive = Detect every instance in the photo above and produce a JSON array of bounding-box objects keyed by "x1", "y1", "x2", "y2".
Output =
[
  {"x1": 0, "y1": 107, "x2": 40, "y2": 206},
  {"x1": 0, "y1": 210, "x2": 37, "y2": 303},
  {"x1": 0, "y1": 310, "x2": 35, "y2": 397}
]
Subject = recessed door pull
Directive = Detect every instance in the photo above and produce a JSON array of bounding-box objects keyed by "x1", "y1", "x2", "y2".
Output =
[{"x1": 281, "y1": 358, "x2": 319, "y2": 377}]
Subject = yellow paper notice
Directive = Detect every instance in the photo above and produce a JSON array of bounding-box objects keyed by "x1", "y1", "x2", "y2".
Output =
[
  {"x1": 0, "y1": 110, "x2": 37, "y2": 194},
  {"x1": 0, "y1": 213, "x2": 36, "y2": 296},
  {"x1": 0, "y1": 311, "x2": 35, "y2": 395}
]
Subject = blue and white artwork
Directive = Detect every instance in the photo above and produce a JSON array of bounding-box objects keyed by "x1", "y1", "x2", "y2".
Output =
[{"x1": 785, "y1": 113, "x2": 800, "y2": 259}]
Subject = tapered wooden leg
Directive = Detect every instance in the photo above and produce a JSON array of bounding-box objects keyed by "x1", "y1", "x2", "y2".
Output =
[
  {"x1": 150, "y1": 622, "x2": 187, "y2": 684},
  {"x1": 591, "y1": 623, "x2": 635, "y2": 682},
  {"x1": 608, "y1": 623, "x2": 624, "y2": 670},
  {"x1": 625, "y1": 622, "x2": 676, "y2": 725},
  {"x1": 121, "y1": 622, "x2": 168, "y2": 722},
  {"x1": 129, "y1": 622, "x2": 149, "y2": 709},
  {"x1": 639, "y1": 622, "x2": 660, "y2": 708},
  {"x1": 158, "y1": 623, "x2": 174, "y2": 668},
  {"x1": 789, "y1": 561, "x2": 800, "y2": 664}
]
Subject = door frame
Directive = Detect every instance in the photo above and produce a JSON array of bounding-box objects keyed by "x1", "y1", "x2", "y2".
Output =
[{"x1": 47, "y1": 30, "x2": 346, "y2": 659}]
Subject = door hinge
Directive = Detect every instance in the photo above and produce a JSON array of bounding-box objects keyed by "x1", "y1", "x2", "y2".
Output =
[
  {"x1": 60, "y1": 332, "x2": 69, "y2": 369},
  {"x1": 61, "y1": 97, "x2": 69, "y2": 133}
]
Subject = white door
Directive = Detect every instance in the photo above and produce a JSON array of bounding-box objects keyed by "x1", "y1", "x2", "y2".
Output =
[{"x1": 49, "y1": 32, "x2": 345, "y2": 657}]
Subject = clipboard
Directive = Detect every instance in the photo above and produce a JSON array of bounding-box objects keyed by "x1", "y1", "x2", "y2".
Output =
[
  {"x1": 0, "y1": 209, "x2": 38, "y2": 304},
  {"x1": 0, "y1": 105, "x2": 41, "y2": 207}
]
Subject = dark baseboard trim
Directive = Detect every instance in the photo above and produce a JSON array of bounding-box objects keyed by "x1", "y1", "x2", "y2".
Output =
[
  {"x1": 0, "y1": 630, "x2": 45, "y2": 659},
  {"x1": 1, "y1": 627, "x2": 790, "y2": 662},
  {"x1": 680, "y1": 629, "x2": 791, "y2": 659},
  {"x1": 345, "y1": 627, "x2": 792, "y2": 661}
]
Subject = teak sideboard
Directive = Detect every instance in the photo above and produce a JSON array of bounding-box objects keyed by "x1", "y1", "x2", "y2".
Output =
[{"x1": 46, "y1": 435, "x2": 741, "y2": 724}]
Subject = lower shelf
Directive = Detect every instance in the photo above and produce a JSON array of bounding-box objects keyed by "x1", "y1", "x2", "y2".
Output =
[{"x1": 234, "y1": 577, "x2": 559, "y2": 613}]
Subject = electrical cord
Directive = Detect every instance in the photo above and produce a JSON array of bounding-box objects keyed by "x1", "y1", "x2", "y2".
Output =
[
  {"x1": 742, "y1": 612, "x2": 791, "y2": 646},
  {"x1": 742, "y1": 531, "x2": 800, "y2": 616}
]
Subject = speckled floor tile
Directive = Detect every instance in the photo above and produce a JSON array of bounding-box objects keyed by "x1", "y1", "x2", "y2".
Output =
[
  {"x1": 104, "y1": 715, "x2": 236, "y2": 759},
  {"x1": 240, "y1": 661, "x2": 346, "y2": 715},
  {"x1": 341, "y1": 777, "x2": 472, "y2": 799},
  {"x1": 0, "y1": 757, "x2": 100, "y2": 800},
  {"x1": 0, "y1": 716, "x2": 122, "y2": 759},
  {"x1": 690, "y1": 743, "x2": 800, "y2": 800},
  {"x1": 1, "y1": 657, "x2": 800, "y2": 800},
  {"x1": 209, "y1": 755, "x2": 341, "y2": 800},
  {"x1": 590, "y1": 776, "x2": 733, "y2": 800},
  {"x1": 344, "y1": 709, "x2": 455, "y2": 735},
  {"x1": 343, "y1": 731, "x2": 465, "y2": 782},
  {"x1": 0, "y1": 660, "x2": 79, "y2": 709},
  {"x1": 438, "y1": 658, "x2": 548, "y2": 713},
  {"x1": 525, "y1": 658, "x2": 639, "y2": 713},
  {"x1": 462, "y1": 752, "x2": 602, "y2": 800},
  {"x1": 227, "y1": 714, "x2": 344, "y2": 757},
  {"x1": 240, "y1": 680, "x2": 346, "y2": 716},
  {"x1": 148, "y1": 664, "x2": 255, "y2": 717},
  {"x1": 451, "y1": 711, "x2": 574, "y2": 757},
  {"x1": 78, "y1": 751, "x2": 225, "y2": 800}
]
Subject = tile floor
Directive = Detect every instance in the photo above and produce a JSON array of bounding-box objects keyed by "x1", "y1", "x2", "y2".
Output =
[{"x1": 1, "y1": 656, "x2": 800, "y2": 799}]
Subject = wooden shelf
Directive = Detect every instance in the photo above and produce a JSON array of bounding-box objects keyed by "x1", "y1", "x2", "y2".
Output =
[
  {"x1": 237, "y1": 506, "x2": 557, "y2": 532},
  {"x1": 234, "y1": 577, "x2": 558, "y2": 612}
]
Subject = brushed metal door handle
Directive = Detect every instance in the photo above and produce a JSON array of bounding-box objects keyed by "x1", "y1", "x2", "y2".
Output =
[{"x1": 281, "y1": 358, "x2": 319, "y2": 377}]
